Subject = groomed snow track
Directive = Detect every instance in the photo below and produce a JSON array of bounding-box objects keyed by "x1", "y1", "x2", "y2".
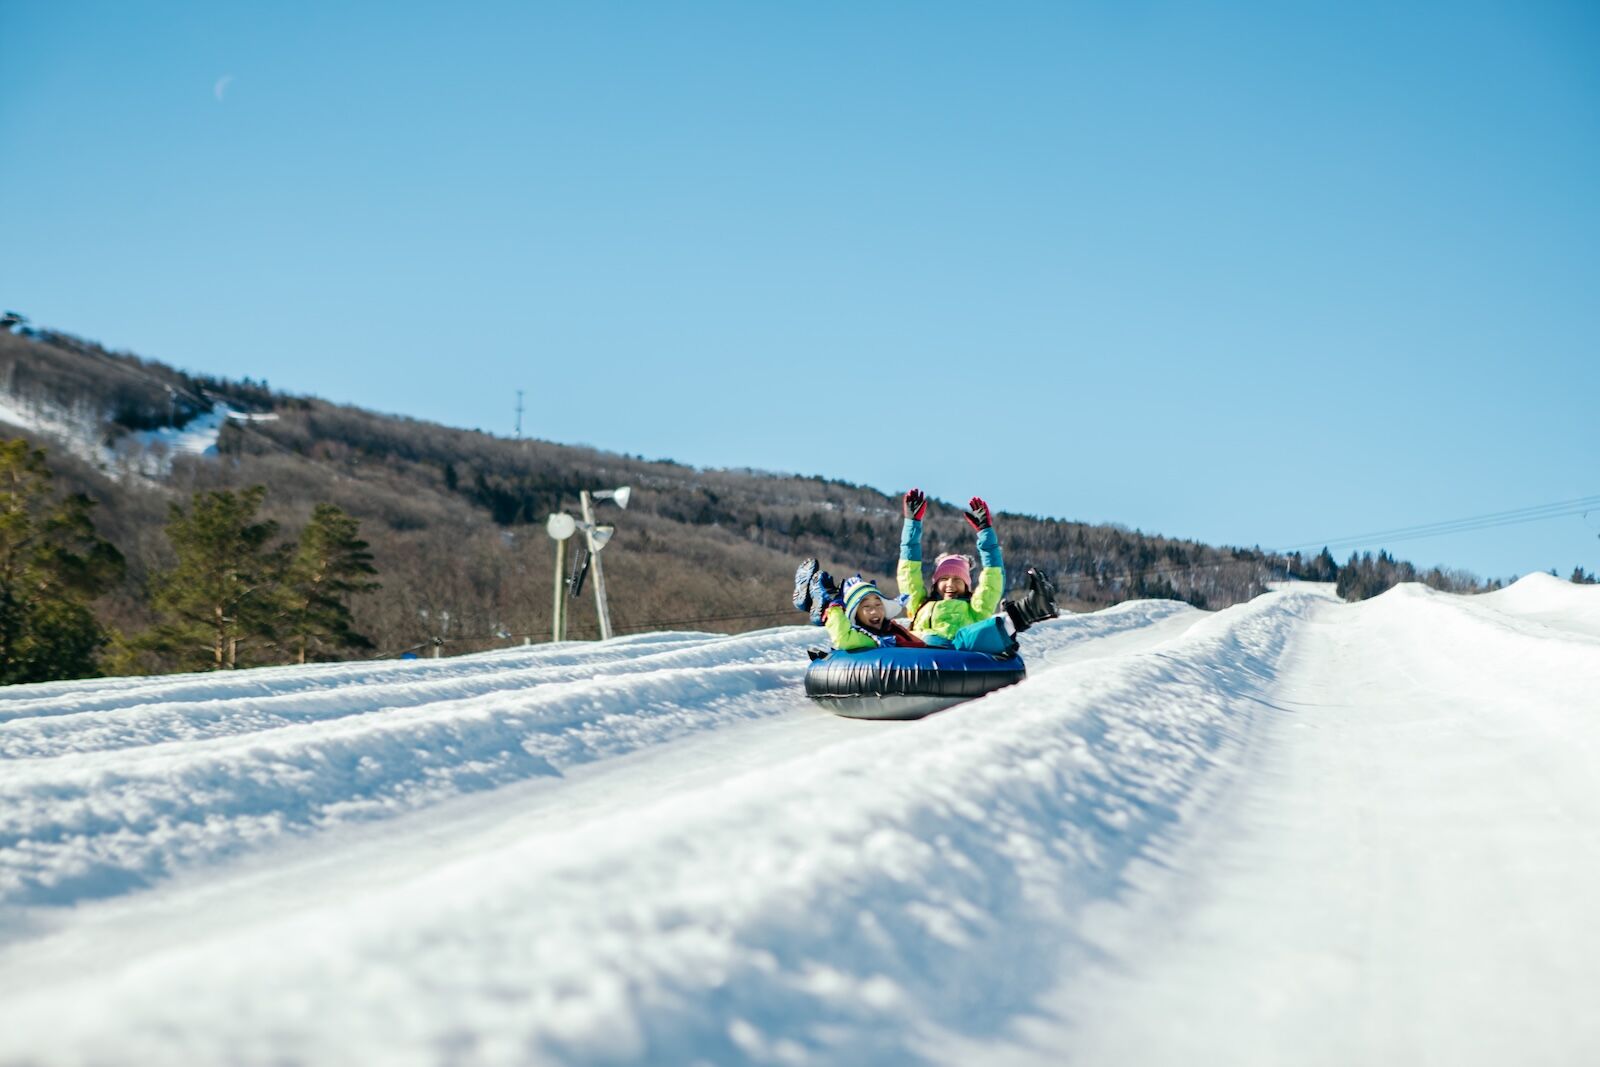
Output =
[{"x1": 1, "y1": 579, "x2": 1597, "y2": 1066}]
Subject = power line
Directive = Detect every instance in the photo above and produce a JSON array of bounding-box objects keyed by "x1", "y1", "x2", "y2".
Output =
[
  {"x1": 1099, "y1": 492, "x2": 1597, "y2": 587},
  {"x1": 1280, "y1": 493, "x2": 1600, "y2": 555}
]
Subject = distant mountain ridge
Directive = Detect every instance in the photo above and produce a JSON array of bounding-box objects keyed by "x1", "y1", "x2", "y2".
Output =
[{"x1": 0, "y1": 323, "x2": 1362, "y2": 662}]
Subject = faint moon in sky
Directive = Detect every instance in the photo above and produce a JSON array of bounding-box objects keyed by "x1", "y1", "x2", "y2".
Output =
[{"x1": 214, "y1": 75, "x2": 234, "y2": 102}]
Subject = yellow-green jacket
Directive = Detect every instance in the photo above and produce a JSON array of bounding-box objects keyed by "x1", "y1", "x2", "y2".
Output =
[
  {"x1": 822, "y1": 606, "x2": 920, "y2": 651},
  {"x1": 896, "y1": 519, "x2": 1005, "y2": 640}
]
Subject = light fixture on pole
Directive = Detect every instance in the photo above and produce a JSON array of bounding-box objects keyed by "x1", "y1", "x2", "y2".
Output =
[
  {"x1": 546, "y1": 511, "x2": 577, "y2": 642},
  {"x1": 579, "y1": 486, "x2": 630, "y2": 641}
]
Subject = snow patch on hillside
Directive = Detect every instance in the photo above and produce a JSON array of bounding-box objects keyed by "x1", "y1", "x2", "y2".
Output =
[
  {"x1": 0, "y1": 388, "x2": 275, "y2": 479},
  {"x1": 0, "y1": 392, "x2": 108, "y2": 470}
]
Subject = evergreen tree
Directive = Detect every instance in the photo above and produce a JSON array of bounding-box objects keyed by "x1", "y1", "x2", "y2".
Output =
[
  {"x1": 282, "y1": 503, "x2": 380, "y2": 663},
  {"x1": 0, "y1": 439, "x2": 124, "y2": 683},
  {"x1": 1311, "y1": 547, "x2": 1340, "y2": 582},
  {"x1": 148, "y1": 486, "x2": 287, "y2": 670},
  {"x1": 1338, "y1": 551, "x2": 1388, "y2": 602}
]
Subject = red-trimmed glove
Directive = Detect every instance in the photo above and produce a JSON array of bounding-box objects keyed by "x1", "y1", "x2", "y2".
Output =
[
  {"x1": 964, "y1": 496, "x2": 991, "y2": 531},
  {"x1": 903, "y1": 488, "x2": 927, "y2": 521}
]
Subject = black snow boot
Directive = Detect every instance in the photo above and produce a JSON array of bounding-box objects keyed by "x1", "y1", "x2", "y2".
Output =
[{"x1": 1003, "y1": 567, "x2": 1060, "y2": 633}]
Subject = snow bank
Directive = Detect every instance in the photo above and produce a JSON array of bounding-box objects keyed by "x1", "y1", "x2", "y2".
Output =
[
  {"x1": 1039, "y1": 577, "x2": 1600, "y2": 1067},
  {"x1": 0, "y1": 630, "x2": 816, "y2": 908},
  {"x1": 6, "y1": 584, "x2": 1594, "y2": 1065},
  {"x1": 0, "y1": 605, "x2": 1198, "y2": 914},
  {"x1": 1476, "y1": 571, "x2": 1600, "y2": 639},
  {"x1": 0, "y1": 593, "x2": 1306, "y2": 1065}
]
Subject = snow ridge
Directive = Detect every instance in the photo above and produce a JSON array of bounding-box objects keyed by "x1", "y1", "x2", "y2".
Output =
[
  {"x1": 0, "y1": 631, "x2": 808, "y2": 755},
  {"x1": 0, "y1": 604, "x2": 1196, "y2": 915},
  {"x1": 0, "y1": 653, "x2": 806, "y2": 909}
]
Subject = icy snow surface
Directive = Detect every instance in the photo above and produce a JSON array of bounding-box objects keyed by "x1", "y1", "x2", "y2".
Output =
[{"x1": 2, "y1": 582, "x2": 1598, "y2": 1065}]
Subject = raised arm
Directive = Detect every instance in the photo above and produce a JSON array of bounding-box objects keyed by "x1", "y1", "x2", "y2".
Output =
[
  {"x1": 897, "y1": 488, "x2": 929, "y2": 618},
  {"x1": 964, "y1": 496, "x2": 1006, "y2": 617}
]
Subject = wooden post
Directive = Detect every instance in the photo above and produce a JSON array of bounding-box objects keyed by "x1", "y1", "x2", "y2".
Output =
[
  {"x1": 580, "y1": 490, "x2": 613, "y2": 641},
  {"x1": 552, "y1": 535, "x2": 568, "y2": 642}
]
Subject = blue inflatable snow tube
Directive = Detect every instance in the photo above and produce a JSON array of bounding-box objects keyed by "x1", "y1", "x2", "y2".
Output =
[{"x1": 804, "y1": 646, "x2": 1026, "y2": 721}]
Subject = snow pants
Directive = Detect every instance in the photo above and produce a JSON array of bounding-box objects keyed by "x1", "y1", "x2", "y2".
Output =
[{"x1": 918, "y1": 616, "x2": 1018, "y2": 656}]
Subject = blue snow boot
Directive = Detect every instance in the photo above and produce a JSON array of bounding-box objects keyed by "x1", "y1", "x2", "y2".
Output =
[
  {"x1": 809, "y1": 569, "x2": 840, "y2": 627},
  {"x1": 794, "y1": 558, "x2": 819, "y2": 613}
]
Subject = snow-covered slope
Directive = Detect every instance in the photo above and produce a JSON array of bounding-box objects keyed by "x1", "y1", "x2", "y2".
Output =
[
  {"x1": 0, "y1": 390, "x2": 273, "y2": 478},
  {"x1": 1, "y1": 582, "x2": 1597, "y2": 1066},
  {"x1": 0, "y1": 392, "x2": 109, "y2": 470}
]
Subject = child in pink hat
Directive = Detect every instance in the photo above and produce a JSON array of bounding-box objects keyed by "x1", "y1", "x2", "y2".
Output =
[{"x1": 896, "y1": 490, "x2": 1057, "y2": 654}]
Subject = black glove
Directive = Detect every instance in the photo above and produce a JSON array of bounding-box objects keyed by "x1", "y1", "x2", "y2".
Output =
[
  {"x1": 964, "y1": 496, "x2": 991, "y2": 532},
  {"x1": 903, "y1": 488, "x2": 927, "y2": 521},
  {"x1": 818, "y1": 570, "x2": 842, "y2": 605}
]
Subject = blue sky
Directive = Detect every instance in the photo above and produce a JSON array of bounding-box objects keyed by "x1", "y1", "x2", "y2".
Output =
[{"x1": 3, "y1": 1, "x2": 1596, "y2": 579}]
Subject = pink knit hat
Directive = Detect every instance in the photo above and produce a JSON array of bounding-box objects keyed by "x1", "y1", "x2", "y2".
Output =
[{"x1": 931, "y1": 553, "x2": 973, "y2": 591}]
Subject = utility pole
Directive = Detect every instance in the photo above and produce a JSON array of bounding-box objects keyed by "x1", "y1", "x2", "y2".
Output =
[
  {"x1": 547, "y1": 512, "x2": 576, "y2": 641},
  {"x1": 552, "y1": 535, "x2": 568, "y2": 641},
  {"x1": 514, "y1": 389, "x2": 524, "y2": 439},
  {"x1": 580, "y1": 490, "x2": 613, "y2": 640},
  {"x1": 546, "y1": 488, "x2": 626, "y2": 643}
]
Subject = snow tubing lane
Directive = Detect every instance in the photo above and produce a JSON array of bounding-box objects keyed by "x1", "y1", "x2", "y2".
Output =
[{"x1": 803, "y1": 647, "x2": 1026, "y2": 720}]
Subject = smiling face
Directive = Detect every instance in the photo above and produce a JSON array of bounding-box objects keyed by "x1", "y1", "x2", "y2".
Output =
[
  {"x1": 935, "y1": 574, "x2": 970, "y2": 599},
  {"x1": 855, "y1": 593, "x2": 886, "y2": 628}
]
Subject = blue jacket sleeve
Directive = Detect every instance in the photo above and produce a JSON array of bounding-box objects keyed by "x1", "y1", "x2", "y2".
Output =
[
  {"x1": 972, "y1": 527, "x2": 1005, "y2": 618},
  {"x1": 975, "y1": 526, "x2": 1002, "y2": 570},
  {"x1": 900, "y1": 518, "x2": 923, "y2": 562}
]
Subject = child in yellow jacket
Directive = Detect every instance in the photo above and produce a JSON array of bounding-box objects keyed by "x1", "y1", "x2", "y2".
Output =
[
  {"x1": 793, "y1": 563, "x2": 924, "y2": 651},
  {"x1": 898, "y1": 489, "x2": 1058, "y2": 654},
  {"x1": 821, "y1": 575, "x2": 926, "y2": 651}
]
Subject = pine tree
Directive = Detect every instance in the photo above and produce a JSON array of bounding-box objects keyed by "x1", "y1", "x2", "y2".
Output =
[
  {"x1": 148, "y1": 486, "x2": 288, "y2": 670},
  {"x1": 282, "y1": 503, "x2": 380, "y2": 663},
  {"x1": 0, "y1": 439, "x2": 124, "y2": 683},
  {"x1": 1291, "y1": 547, "x2": 1342, "y2": 583}
]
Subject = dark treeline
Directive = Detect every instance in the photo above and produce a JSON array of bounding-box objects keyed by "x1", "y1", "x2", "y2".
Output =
[
  {"x1": 1, "y1": 436, "x2": 377, "y2": 683},
  {"x1": 2, "y1": 326, "x2": 1588, "y2": 682},
  {"x1": 1330, "y1": 549, "x2": 1492, "y2": 603}
]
